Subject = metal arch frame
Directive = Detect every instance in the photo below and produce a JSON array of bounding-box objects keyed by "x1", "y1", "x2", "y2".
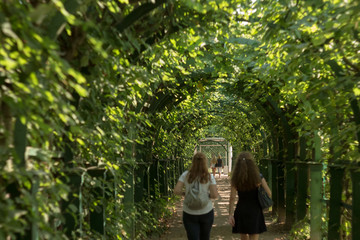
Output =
[{"x1": 196, "y1": 137, "x2": 233, "y2": 173}]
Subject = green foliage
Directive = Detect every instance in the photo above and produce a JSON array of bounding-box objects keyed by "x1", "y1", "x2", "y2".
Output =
[
  {"x1": 134, "y1": 197, "x2": 176, "y2": 239},
  {"x1": 289, "y1": 218, "x2": 311, "y2": 240},
  {"x1": 1, "y1": 0, "x2": 360, "y2": 238}
]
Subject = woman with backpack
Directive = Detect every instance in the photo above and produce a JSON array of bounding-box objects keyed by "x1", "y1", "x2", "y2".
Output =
[
  {"x1": 174, "y1": 152, "x2": 219, "y2": 240},
  {"x1": 228, "y1": 151, "x2": 271, "y2": 240}
]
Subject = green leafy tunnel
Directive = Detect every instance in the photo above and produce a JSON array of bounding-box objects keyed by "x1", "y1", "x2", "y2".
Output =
[{"x1": 1, "y1": 0, "x2": 360, "y2": 239}]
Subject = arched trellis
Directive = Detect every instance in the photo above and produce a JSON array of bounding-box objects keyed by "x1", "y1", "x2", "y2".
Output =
[
  {"x1": 196, "y1": 137, "x2": 233, "y2": 173},
  {"x1": 150, "y1": 65, "x2": 328, "y2": 233},
  {"x1": 3, "y1": 0, "x2": 360, "y2": 239}
]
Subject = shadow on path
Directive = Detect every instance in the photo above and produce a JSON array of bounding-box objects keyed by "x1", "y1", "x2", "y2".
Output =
[{"x1": 152, "y1": 175, "x2": 289, "y2": 240}]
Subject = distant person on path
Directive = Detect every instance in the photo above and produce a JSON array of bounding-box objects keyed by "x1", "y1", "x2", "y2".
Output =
[
  {"x1": 174, "y1": 152, "x2": 219, "y2": 240},
  {"x1": 216, "y1": 154, "x2": 223, "y2": 178},
  {"x1": 211, "y1": 155, "x2": 217, "y2": 177},
  {"x1": 228, "y1": 152, "x2": 271, "y2": 240}
]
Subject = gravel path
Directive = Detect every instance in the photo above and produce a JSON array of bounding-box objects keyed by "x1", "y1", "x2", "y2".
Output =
[{"x1": 152, "y1": 175, "x2": 289, "y2": 240}]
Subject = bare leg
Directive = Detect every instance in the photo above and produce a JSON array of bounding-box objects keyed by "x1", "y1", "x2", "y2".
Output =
[
  {"x1": 249, "y1": 234, "x2": 259, "y2": 240},
  {"x1": 240, "y1": 234, "x2": 249, "y2": 240}
]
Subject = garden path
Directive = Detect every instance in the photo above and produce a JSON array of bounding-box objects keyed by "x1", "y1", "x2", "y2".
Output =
[{"x1": 153, "y1": 175, "x2": 289, "y2": 240}]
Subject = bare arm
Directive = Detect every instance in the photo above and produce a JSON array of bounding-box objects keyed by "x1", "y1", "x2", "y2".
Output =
[
  {"x1": 261, "y1": 178, "x2": 272, "y2": 198},
  {"x1": 174, "y1": 181, "x2": 185, "y2": 196},
  {"x1": 229, "y1": 186, "x2": 237, "y2": 215},
  {"x1": 209, "y1": 184, "x2": 219, "y2": 199},
  {"x1": 228, "y1": 186, "x2": 237, "y2": 226}
]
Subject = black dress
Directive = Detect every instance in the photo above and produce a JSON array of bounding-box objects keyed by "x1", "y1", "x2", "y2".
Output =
[{"x1": 232, "y1": 187, "x2": 267, "y2": 234}]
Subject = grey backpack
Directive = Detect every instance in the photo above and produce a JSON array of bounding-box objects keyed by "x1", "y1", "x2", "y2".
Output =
[{"x1": 184, "y1": 178, "x2": 210, "y2": 210}]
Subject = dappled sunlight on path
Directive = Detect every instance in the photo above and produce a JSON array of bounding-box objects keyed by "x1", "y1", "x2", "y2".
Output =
[{"x1": 151, "y1": 175, "x2": 289, "y2": 240}]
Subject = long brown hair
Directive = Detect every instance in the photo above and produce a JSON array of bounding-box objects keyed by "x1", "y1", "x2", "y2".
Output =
[
  {"x1": 231, "y1": 152, "x2": 261, "y2": 191},
  {"x1": 187, "y1": 152, "x2": 210, "y2": 184}
]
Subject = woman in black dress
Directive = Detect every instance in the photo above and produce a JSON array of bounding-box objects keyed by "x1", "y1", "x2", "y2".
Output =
[{"x1": 228, "y1": 152, "x2": 272, "y2": 240}]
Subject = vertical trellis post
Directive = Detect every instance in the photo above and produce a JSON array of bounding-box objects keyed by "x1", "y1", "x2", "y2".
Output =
[
  {"x1": 267, "y1": 136, "x2": 272, "y2": 159},
  {"x1": 175, "y1": 158, "x2": 180, "y2": 179},
  {"x1": 14, "y1": 117, "x2": 27, "y2": 166},
  {"x1": 277, "y1": 160, "x2": 286, "y2": 222},
  {"x1": 260, "y1": 159, "x2": 269, "y2": 181},
  {"x1": 79, "y1": 171, "x2": 85, "y2": 238},
  {"x1": 271, "y1": 159, "x2": 278, "y2": 216},
  {"x1": 123, "y1": 164, "x2": 135, "y2": 238},
  {"x1": 328, "y1": 165, "x2": 344, "y2": 240},
  {"x1": 12, "y1": 118, "x2": 30, "y2": 239},
  {"x1": 149, "y1": 159, "x2": 158, "y2": 198},
  {"x1": 134, "y1": 163, "x2": 146, "y2": 203},
  {"x1": 270, "y1": 135, "x2": 278, "y2": 217},
  {"x1": 310, "y1": 132, "x2": 323, "y2": 240},
  {"x1": 277, "y1": 136, "x2": 286, "y2": 222},
  {"x1": 180, "y1": 158, "x2": 184, "y2": 176},
  {"x1": 173, "y1": 158, "x2": 177, "y2": 182},
  {"x1": 266, "y1": 133, "x2": 274, "y2": 201},
  {"x1": 158, "y1": 160, "x2": 167, "y2": 196},
  {"x1": 170, "y1": 158, "x2": 176, "y2": 190},
  {"x1": 165, "y1": 160, "x2": 169, "y2": 195},
  {"x1": 296, "y1": 137, "x2": 308, "y2": 221},
  {"x1": 31, "y1": 174, "x2": 40, "y2": 240},
  {"x1": 351, "y1": 169, "x2": 360, "y2": 239},
  {"x1": 296, "y1": 162, "x2": 308, "y2": 221},
  {"x1": 123, "y1": 124, "x2": 137, "y2": 238},
  {"x1": 266, "y1": 159, "x2": 272, "y2": 201},
  {"x1": 88, "y1": 168, "x2": 105, "y2": 235},
  {"x1": 62, "y1": 170, "x2": 82, "y2": 238},
  {"x1": 285, "y1": 162, "x2": 296, "y2": 228},
  {"x1": 27, "y1": 149, "x2": 52, "y2": 240},
  {"x1": 309, "y1": 162, "x2": 323, "y2": 240},
  {"x1": 144, "y1": 164, "x2": 151, "y2": 197}
]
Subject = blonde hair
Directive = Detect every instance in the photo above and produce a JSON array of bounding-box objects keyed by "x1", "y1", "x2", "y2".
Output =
[
  {"x1": 211, "y1": 156, "x2": 217, "y2": 164},
  {"x1": 187, "y1": 152, "x2": 210, "y2": 184},
  {"x1": 231, "y1": 152, "x2": 261, "y2": 191}
]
